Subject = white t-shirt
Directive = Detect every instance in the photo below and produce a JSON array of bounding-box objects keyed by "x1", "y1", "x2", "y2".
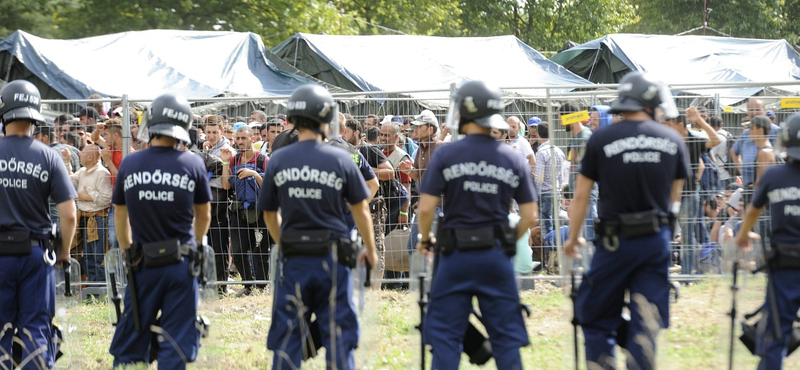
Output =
[
  {"x1": 508, "y1": 135, "x2": 534, "y2": 161},
  {"x1": 711, "y1": 129, "x2": 731, "y2": 181}
]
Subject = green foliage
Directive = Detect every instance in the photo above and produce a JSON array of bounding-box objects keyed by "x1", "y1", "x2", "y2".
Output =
[
  {"x1": 625, "y1": 0, "x2": 785, "y2": 41},
  {"x1": 3, "y1": 1, "x2": 800, "y2": 53}
]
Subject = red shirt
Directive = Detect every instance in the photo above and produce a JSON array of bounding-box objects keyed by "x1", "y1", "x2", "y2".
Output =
[{"x1": 110, "y1": 147, "x2": 135, "y2": 185}]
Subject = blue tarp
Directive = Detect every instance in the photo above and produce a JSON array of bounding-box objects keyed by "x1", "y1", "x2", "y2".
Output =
[
  {"x1": 0, "y1": 30, "x2": 310, "y2": 100},
  {"x1": 272, "y1": 33, "x2": 591, "y2": 100},
  {"x1": 551, "y1": 34, "x2": 800, "y2": 101}
]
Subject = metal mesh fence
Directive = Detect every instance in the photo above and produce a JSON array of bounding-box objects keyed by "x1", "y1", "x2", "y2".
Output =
[{"x1": 41, "y1": 81, "x2": 798, "y2": 292}]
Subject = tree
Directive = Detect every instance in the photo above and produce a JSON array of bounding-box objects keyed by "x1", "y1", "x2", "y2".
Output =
[
  {"x1": 52, "y1": 0, "x2": 351, "y2": 48},
  {"x1": 0, "y1": 0, "x2": 65, "y2": 39},
  {"x1": 342, "y1": 0, "x2": 462, "y2": 36},
  {"x1": 624, "y1": 0, "x2": 783, "y2": 41}
]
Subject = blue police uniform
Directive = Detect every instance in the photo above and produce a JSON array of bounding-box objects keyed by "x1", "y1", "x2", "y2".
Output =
[
  {"x1": 576, "y1": 120, "x2": 689, "y2": 370},
  {"x1": 258, "y1": 140, "x2": 370, "y2": 370},
  {"x1": 0, "y1": 136, "x2": 75, "y2": 370},
  {"x1": 421, "y1": 134, "x2": 536, "y2": 370},
  {"x1": 108, "y1": 146, "x2": 211, "y2": 369},
  {"x1": 749, "y1": 161, "x2": 800, "y2": 370}
]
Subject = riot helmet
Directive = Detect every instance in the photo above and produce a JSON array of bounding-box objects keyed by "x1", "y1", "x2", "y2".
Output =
[
  {"x1": 609, "y1": 71, "x2": 678, "y2": 119},
  {"x1": 287, "y1": 84, "x2": 335, "y2": 124},
  {"x1": 781, "y1": 113, "x2": 800, "y2": 161},
  {"x1": 0, "y1": 80, "x2": 45, "y2": 129},
  {"x1": 138, "y1": 93, "x2": 192, "y2": 144},
  {"x1": 455, "y1": 81, "x2": 508, "y2": 133}
]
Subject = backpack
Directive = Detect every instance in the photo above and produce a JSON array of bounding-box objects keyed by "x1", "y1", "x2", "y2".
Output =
[
  {"x1": 717, "y1": 131, "x2": 740, "y2": 178},
  {"x1": 229, "y1": 152, "x2": 267, "y2": 209}
]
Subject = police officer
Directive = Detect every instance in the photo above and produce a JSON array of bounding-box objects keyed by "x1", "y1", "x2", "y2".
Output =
[
  {"x1": 0, "y1": 80, "x2": 77, "y2": 370},
  {"x1": 258, "y1": 84, "x2": 378, "y2": 369},
  {"x1": 108, "y1": 93, "x2": 212, "y2": 369},
  {"x1": 564, "y1": 71, "x2": 690, "y2": 370},
  {"x1": 417, "y1": 80, "x2": 537, "y2": 370},
  {"x1": 735, "y1": 114, "x2": 800, "y2": 370}
]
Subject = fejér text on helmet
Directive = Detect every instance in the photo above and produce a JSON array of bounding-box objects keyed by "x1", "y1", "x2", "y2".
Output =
[
  {"x1": 13, "y1": 93, "x2": 39, "y2": 106},
  {"x1": 161, "y1": 107, "x2": 190, "y2": 124}
]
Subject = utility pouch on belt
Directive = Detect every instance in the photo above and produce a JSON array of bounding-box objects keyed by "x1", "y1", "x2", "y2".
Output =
[
  {"x1": 496, "y1": 224, "x2": 518, "y2": 257},
  {"x1": 437, "y1": 229, "x2": 455, "y2": 256},
  {"x1": 618, "y1": 209, "x2": 660, "y2": 239},
  {"x1": 336, "y1": 238, "x2": 358, "y2": 268},
  {"x1": 455, "y1": 227, "x2": 495, "y2": 251},
  {"x1": 768, "y1": 244, "x2": 800, "y2": 270},
  {"x1": 281, "y1": 229, "x2": 331, "y2": 258},
  {"x1": 0, "y1": 230, "x2": 32, "y2": 255},
  {"x1": 142, "y1": 239, "x2": 183, "y2": 268}
]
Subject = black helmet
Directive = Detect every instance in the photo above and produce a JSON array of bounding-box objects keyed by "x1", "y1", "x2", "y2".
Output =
[
  {"x1": 609, "y1": 71, "x2": 666, "y2": 114},
  {"x1": 782, "y1": 113, "x2": 800, "y2": 160},
  {"x1": 456, "y1": 81, "x2": 508, "y2": 131},
  {"x1": 0, "y1": 80, "x2": 45, "y2": 125},
  {"x1": 286, "y1": 84, "x2": 335, "y2": 125},
  {"x1": 143, "y1": 93, "x2": 192, "y2": 143}
]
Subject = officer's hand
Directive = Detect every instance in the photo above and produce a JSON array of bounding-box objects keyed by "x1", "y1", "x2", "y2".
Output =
[
  {"x1": 360, "y1": 248, "x2": 378, "y2": 269},
  {"x1": 220, "y1": 147, "x2": 233, "y2": 162},
  {"x1": 416, "y1": 233, "x2": 436, "y2": 256},
  {"x1": 564, "y1": 237, "x2": 585, "y2": 259},
  {"x1": 686, "y1": 106, "x2": 700, "y2": 122},
  {"x1": 100, "y1": 148, "x2": 112, "y2": 164},
  {"x1": 237, "y1": 168, "x2": 257, "y2": 179}
]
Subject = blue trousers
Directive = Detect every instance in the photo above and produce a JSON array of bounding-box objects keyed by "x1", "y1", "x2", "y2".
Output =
[
  {"x1": 0, "y1": 245, "x2": 56, "y2": 370},
  {"x1": 539, "y1": 192, "x2": 559, "y2": 239},
  {"x1": 109, "y1": 259, "x2": 200, "y2": 370},
  {"x1": 267, "y1": 253, "x2": 358, "y2": 370},
  {"x1": 576, "y1": 227, "x2": 672, "y2": 370},
  {"x1": 680, "y1": 191, "x2": 700, "y2": 274},
  {"x1": 425, "y1": 244, "x2": 528, "y2": 370},
  {"x1": 82, "y1": 215, "x2": 107, "y2": 282},
  {"x1": 756, "y1": 269, "x2": 800, "y2": 370},
  {"x1": 107, "y1": 207, "x2": 118, "y2": 250}
]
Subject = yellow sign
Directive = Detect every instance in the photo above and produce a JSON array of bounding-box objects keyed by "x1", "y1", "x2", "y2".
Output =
[
  {"x1": 561, "y1": 110, "x2": 589, "y2": 126},
  {"x1": 781, "y1": 98, "x2": 800, "y2": 109},
  {"x1": 722, "y1": 106, "x2": 734, "y2": 113}
]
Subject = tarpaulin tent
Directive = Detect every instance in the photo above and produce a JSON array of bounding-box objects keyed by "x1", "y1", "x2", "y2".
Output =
[
  {"x1": 551, "y1": 34, "x2": 800, "y2": 105},
  {"x1": 272, "y1": 33, "x2": 592, "y2": 106},
  {"x1": 0, "y1": 29, "x2": 312, "y2": 101}
]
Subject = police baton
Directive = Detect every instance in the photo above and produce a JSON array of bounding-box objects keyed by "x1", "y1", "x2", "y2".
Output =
[
  {"x1": 570, "y1": 270, "x2": 579, "y2": 370},
  {"x1": 728, "y1": 261, "x2": 739, "y2": 370},
  {"x1": 416, "y1": 273, "x2": 428, "y2": 370},
  {"x1": 109, "y1": 273, "x2": 123, "y2": 324},
  {"x1": 124, "y1": 248, "x2": 142, "y2": 332},
  {"x1": 757, "y1": 229, "x2": 782, "y2": 342}
]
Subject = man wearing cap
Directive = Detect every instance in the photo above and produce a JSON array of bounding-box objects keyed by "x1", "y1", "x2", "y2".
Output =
[
  {"x1": 398, "y1": 110, "x2": 443, "y2": 253},
  {"x1": 76, "y1": 107, "x2": 101, "y2": 131},
  {"x1": 527, "y1": 117, "x2": 541, "y2": 152},
  {"x1": 562, "y1": 102, "x2": 599, "y2": 254},
  {"x1": 732, "y1": 98, "x2": 780, "y2": 188},
  {"x1": 507, "y1": 116, "x2": 536, "y2": 175}
]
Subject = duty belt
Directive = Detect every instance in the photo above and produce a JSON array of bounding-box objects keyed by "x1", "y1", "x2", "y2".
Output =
[{"x1": 594, "y1": 210, "x2": 672, "y2": 252}]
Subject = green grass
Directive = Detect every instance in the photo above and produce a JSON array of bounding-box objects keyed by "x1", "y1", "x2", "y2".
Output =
[{"x1": 48, "y1": 276, "x2": 799, "y2": 369}]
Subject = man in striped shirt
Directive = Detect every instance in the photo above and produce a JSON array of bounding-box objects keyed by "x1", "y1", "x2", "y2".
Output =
[{"x1": 534, "y1": 122, "x2": 566, "y2": 242}]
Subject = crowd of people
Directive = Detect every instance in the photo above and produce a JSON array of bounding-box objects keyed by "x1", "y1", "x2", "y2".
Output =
[{"x1": 0, "y1": 91, "x2": 782, "y2": 287}]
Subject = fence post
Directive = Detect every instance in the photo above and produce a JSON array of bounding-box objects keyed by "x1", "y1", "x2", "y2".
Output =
[{"x1": 122, "y1": 94, "x2": 131, "y2": 157}]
